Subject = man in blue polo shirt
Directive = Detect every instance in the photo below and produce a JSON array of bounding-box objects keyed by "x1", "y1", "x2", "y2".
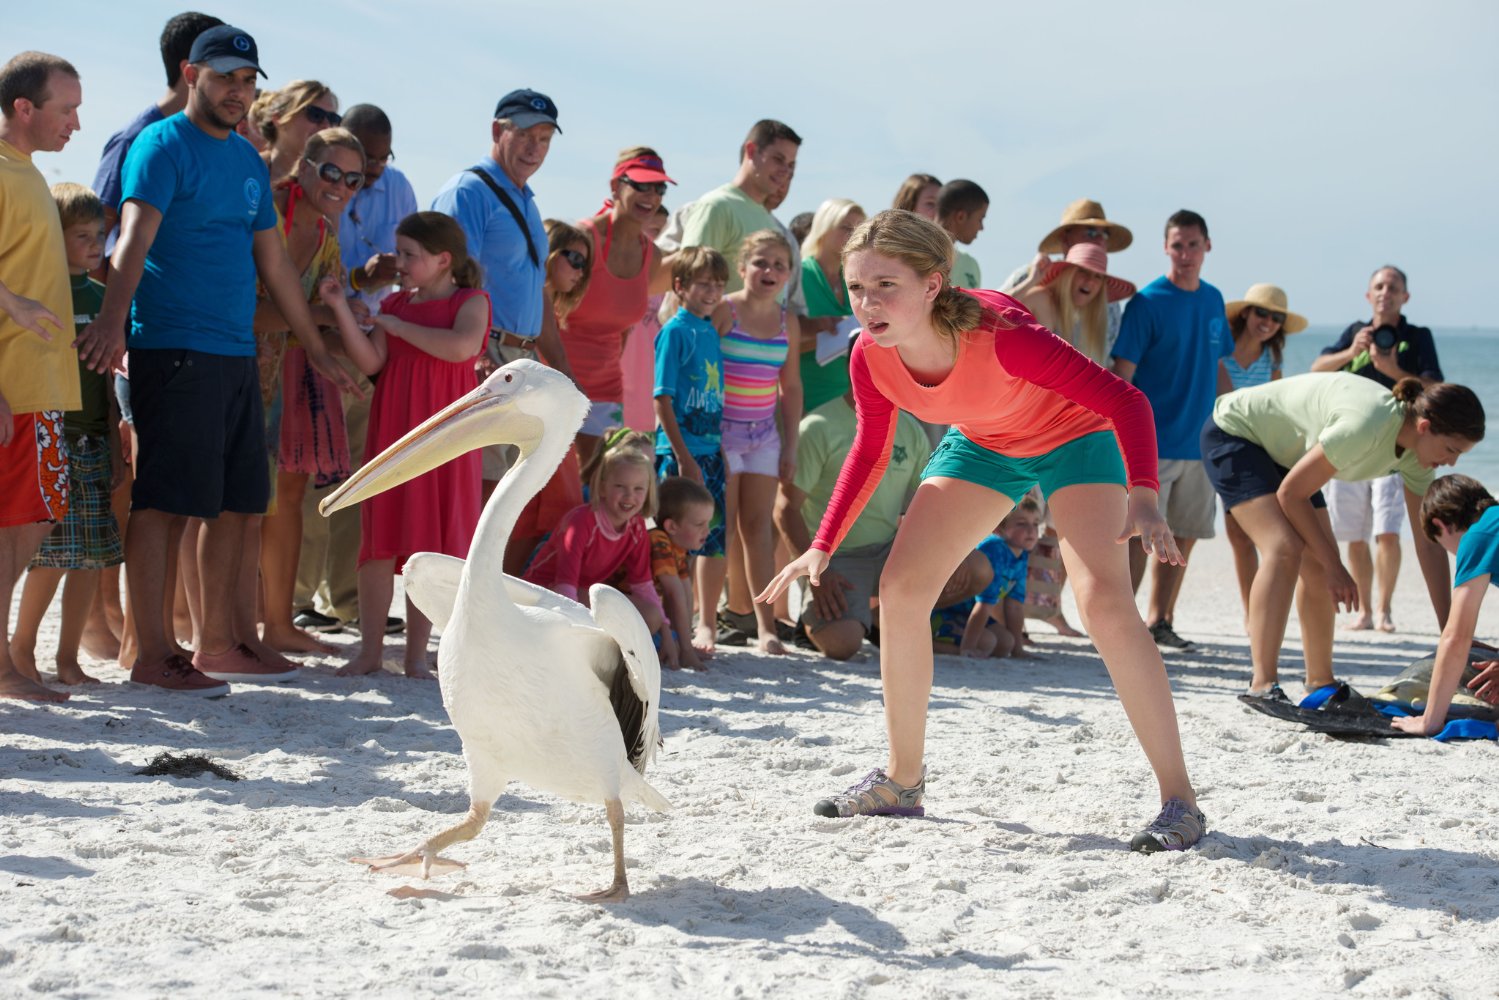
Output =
[
  {"x1": 1111, "y1": 209, "x2": 1231, "y2": 652},
  {"x1": 431, "y1": 88, "x2": 574, "y2": 492},
  {"x1": 76, "y1": 26, "x2": 357, "y2": 698}
]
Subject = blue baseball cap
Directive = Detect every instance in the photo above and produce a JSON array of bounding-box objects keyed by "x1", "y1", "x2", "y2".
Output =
[
  {"x1": 494, "y1": 89, "x2": 561, "y2": 132},
  {"x1": 188, "y1": 25, "x2": 267, "y2": 78}
]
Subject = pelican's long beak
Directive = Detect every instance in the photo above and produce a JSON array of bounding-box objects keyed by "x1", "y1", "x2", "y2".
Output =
[{"x1": 320, "y1": 372, "x2": 543, "y2": 517}]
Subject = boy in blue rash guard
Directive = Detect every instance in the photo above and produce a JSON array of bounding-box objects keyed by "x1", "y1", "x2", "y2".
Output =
[{"x1": 1392, "y1": 475, "x2": 1499, "y2": 735}]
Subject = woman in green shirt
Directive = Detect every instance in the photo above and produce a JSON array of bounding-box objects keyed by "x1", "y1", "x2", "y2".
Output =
[
  {"x1": 797, "y1": 198, "x2": 864, "y2": 412},
  {"x1": 1203, "y1": 372, "x2": 1484, "y2": 701}
]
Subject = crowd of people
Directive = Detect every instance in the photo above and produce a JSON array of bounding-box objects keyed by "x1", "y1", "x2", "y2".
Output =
[{"x1": 3, "y1": 14, "x2": 1497, "y2": 850}]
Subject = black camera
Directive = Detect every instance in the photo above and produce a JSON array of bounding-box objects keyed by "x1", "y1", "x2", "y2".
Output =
[{"x1": 1372, "y1": 325, "x2": 1398, "y2": 351}]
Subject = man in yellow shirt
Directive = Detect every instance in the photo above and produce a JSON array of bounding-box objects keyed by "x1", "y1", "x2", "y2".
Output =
[{"x1": 0, "y1": 51, "x2": 83, "y2": 702}]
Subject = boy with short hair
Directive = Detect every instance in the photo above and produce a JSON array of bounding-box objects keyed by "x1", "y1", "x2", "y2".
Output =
[
  {"x1": 937, "y1": 179, "x2": 989, "y2": 289},
  {"x1": 651, "y1": 475, "x2": 715, "y2": 671},
  {"x1": 933, "y1": 496, "x2": 1043, "y2": 659},
  {"x1": 10, "y1": 183, "x2": 124, "y2": 686},
  {"x1": 654, "y1": 246, "x2": 730, "y2": 654},
  {"x1": 1392, "y1": 475, "x2": 1499, "y2": 735}
]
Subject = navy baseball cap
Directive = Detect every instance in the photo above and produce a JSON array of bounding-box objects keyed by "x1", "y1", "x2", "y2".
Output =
[
  {"x1": 494, "y1": 89, "x2": 561, "y2": 132},
  {"x1": 188, "y1": 25, "x2": 267, "y2": 78}
]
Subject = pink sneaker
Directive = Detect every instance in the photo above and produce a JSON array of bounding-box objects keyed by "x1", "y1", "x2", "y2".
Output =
[
  {"x1": 193, "y1": 644, "x2": 299, "y2": 684},
  {"x1": 131, "y1": 654, "x2": 231, "y2": 698}
]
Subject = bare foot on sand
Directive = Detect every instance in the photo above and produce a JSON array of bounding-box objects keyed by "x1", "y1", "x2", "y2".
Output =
[
  {"x1": 693, "y1": 624, "x2": 716, "y2": 656},
  {"x1": 403, "y1": 662, "x2": 436, "y2": 680},
  {"x1": 756, "y1": 634, "x2": 786, "y2": 655},
  {"x1": 0, "y1": 667, "x2": 70, "y2": 702},
  {"x1": 80, "y1": 620, "x2": 121, "y2": 662},
  {"x1": 1042, "y1": 614, "x2": 1085, "y2": 638},
  {"x1": 262, "y1": 624, "x2": 339, "y2": 655},
  {"x1": 336, "y1": 649, "x2": 385, "y2": 677},
  {"x1": 55, "y1": 659, "x2": 102, "y2": 685},
  {"x1": 1376, "y1": 614, "x2": 1396, "y2": 633},
  {"x1": 1342, "y1": 615, "x2": 1374, "y2": 631}
]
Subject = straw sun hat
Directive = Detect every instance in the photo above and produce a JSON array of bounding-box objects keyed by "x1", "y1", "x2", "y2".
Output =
[
  {"x1": 1038, "y1": 198, "x2": 1133, "y2": 254},
  {"x1": 1039, "y1": 243, "x2": 1136, "y2": 302},
  {"x1": 1224, "y1": 284, "x2": 1308, "y2": 334}
]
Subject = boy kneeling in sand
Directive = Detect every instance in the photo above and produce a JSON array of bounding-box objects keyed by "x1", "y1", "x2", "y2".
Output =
[{"x1": 1392, "y1": 475, "x2": 1499, "y2": 735}]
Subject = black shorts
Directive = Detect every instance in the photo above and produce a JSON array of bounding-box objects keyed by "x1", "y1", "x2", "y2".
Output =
[
  {"x1": 1201, "y1": 419, "x2": 1326, "y2": 514},
  {"x1": 130, "y1": 348, "x2": 269, "y2": 518}
]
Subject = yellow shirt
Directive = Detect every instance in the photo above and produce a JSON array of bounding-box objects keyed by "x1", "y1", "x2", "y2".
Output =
[{"x1": 0, "y1": 138, "x2": 79, "y2": 412}]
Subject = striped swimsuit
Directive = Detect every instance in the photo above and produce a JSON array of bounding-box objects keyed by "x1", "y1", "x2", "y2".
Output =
[{"x1": 720, "y1": 302, "x2": 790, "y2": 476}]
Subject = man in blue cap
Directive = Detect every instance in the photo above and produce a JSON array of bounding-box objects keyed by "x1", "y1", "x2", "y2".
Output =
[
  {"x1": 75, "y1": 25, "x2": 358, "y2": 697},
  {"x1": 431, "y1": 88, "x2": 574, "y2": 493}
]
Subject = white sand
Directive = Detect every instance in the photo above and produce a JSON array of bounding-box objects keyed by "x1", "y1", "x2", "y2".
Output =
[{"x1": 4, "y1": 535, "x2": 1498, "y2": 999}]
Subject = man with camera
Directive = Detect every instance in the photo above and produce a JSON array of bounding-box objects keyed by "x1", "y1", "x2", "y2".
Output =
[{"x1": 1310, "y1": 265, "x2": 1442, "y2": 631}]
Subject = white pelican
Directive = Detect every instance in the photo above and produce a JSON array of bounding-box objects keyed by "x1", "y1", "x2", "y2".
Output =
[{"x1": 321, "y1": 359, "x2": 670, "y2": 901}]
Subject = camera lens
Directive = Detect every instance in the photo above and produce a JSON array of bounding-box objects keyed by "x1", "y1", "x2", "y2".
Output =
[{"x1": 1372, "y1": 325, "x2": 1398, "y2": 350}]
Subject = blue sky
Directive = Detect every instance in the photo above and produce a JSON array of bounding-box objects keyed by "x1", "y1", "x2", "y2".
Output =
[{"x1": 11, "y1": 0, "x2": 1497, "y2": 327}]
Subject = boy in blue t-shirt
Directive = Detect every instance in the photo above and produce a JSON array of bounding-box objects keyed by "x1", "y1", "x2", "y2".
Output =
[
  {"x1": 932, "y1": 496, "x2": 1043, "y2": 659},
  {"x1": 1392, "y1": 475, "x2": 1499, "y2": 735},
  {"x1": 654, "y1": 246, "x2": 729, "y2": 653}
]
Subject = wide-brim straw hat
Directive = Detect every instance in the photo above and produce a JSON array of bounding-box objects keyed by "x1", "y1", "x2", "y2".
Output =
[
  {"x1": 1038, "y1": 198, "x2": 1133, "y2": 254},
  {"x1": 1225, "y1": 283, "x2": 1308, "y2": 334},
  {"x1": 1039, "y1": 243, "x2": 1136, "y2": 302}
]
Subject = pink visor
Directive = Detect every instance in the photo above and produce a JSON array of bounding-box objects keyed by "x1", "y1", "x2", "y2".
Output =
[{"x1": 613, "y1": 154, "x2": 676, "y2": 185}]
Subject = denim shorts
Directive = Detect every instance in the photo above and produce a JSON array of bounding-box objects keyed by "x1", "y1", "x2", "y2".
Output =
[
  {"x1": 922, "y1": 428, "x2": 1126, "y2": 499},
  {"x1": 720, "y1": 416, "x2": 780, "y2": 477}
]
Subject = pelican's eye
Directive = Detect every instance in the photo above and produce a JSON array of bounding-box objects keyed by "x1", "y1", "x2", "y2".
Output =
[{"x1": 504, "y1": 373, "x2": 514, "y2": 383}]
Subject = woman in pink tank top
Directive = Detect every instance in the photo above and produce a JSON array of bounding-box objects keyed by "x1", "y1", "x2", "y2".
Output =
[
  {"x1": 561, "y1": 147, "x2": 678, "y2": 467},
  {"x1": 760, "y1": 211, "x2": 1204, "y2": 853}
]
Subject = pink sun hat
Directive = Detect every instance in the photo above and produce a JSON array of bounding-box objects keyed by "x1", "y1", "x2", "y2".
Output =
[{"x1": 1039, "y1": 243, "x2": 1135, "y2": 302}]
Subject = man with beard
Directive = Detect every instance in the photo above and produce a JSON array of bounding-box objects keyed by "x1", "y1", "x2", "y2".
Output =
[{"x1": 75, "y1": 26, "x2": 356, "y2": 697}]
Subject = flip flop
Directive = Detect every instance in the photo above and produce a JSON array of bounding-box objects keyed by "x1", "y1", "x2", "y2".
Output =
[{"x1": 1238, "y1": 681, "x2": 1423, "y2": 738}]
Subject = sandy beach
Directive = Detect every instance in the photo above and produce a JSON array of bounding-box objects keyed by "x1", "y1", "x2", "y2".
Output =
[{"x1": 3, "y1": 532, "x2": 1497, "y2": 999}]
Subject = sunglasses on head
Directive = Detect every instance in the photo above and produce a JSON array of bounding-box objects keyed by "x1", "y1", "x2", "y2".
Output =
[
  {"x1": 620, "y1": 177, "x2": 668, "y2": 197},
  {"x1": 303, "y1": 105, "x2": 342, "y2": 128},
  {"x1": 308, "y1": 159, "x2": 365, "y2": 191},
  {"x1": 1250, "y1": 306, "x2": 1286, "y2": 323},
  {"x1": 558, "y1": 248, "x2": 587, "y2": 269}
]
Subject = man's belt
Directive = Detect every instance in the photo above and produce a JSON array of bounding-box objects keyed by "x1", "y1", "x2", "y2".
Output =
[{"x1": 489, "y1": 327, "x2": 538, "y2": 350}]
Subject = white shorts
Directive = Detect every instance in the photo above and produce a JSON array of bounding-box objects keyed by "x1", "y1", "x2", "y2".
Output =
[
  {"x1": 1327, "y1": 473, "x2": 1405, "y2": 541},
  {"x1": 1157, "y1": 459, "x2": 1216, "y2": 539},
  {"x1": 579, "y1": 400, "x2": 624, "y2": 439}
]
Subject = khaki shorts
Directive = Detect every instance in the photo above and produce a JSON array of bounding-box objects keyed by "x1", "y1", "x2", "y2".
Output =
[
  {"x1": 798, "y1": 538, "x2": 892, "y2": 634},
  {"x1": 480, "y1": 341, "x2": 536, "y2": 480},
  {"x1": 1156, "y1": 458, "x2": 1216, "y2": 539}
]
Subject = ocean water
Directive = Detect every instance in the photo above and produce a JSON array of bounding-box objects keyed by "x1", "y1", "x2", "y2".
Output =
[{"x1": 1279, "y1": 326, "x2": 1499, "y2": 489}]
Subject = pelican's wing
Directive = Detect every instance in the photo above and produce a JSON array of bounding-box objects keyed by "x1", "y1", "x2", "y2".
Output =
[
  {"x1": 587, "y1": 584, "x2": 662, "y2": 774},
  {"x1": 402, "y1": 553, "x2": 465, "y2": 630},
  {"x1": 403, "y1": 552, "x2": 593, "y2": 630}
]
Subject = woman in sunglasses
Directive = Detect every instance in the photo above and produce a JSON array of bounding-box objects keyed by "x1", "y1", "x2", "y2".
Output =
[
  {"x1": 1216, "y1": 285, "x2": 1306, "y2": 620},
  {"x1": 559, "y1": 147, "x2": 680, "y2": 468},
  {"x1": 248, "y1": 80, "x2": 342, "y2": 183},
  {"x1": 253, "y1": 127, "x2": 368, "y2": 657}
]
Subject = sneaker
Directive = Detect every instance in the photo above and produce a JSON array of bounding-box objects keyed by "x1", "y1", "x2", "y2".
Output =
[
  {"x1": 293, "y1": 609, "x2": 344, "y2": 633},
  {"x1": 813, "y1": 768, "x2": 926, "y2": 818},
  {"x1": 131, "y1": 654, "x2": 231, "y2": 698},
  {"x1": 1242, "y1": 684, "x2": 1291, "y2": 703},
  {"x1": 1149, "y1": 620, "x2": 1196, "y2": 652},
  {"x1": 718, "y1": 608, "x2": 758, "y2": 637},
  {"x1": 352, "y1": 616, "x2": 405, "y2": 635},
  {"x1": 192, "y1": 644, "x2": 299, "y2": 684},
  {"x1": 1130, "y1": 797, "x2": 1207, "y2": 853},
  {"x1": 715, "y1": 624, "x2": 749, "y2": 647}
]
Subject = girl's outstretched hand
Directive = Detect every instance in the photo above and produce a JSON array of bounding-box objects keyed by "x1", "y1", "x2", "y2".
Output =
[
  {"x1": 1117, "y1": 487, "x2": 1184, "y2": 565},
  {"x1": 316, "y1": 274, "x2": 347, "y2": 309},
  {"x1": 758, "y1": 548, "x2": 830, "y2": 605}
]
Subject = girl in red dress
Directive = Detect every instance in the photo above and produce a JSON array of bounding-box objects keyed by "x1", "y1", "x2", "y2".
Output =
[{"x1": 321, "y1": 211, "x2": 490, "y2": 678}]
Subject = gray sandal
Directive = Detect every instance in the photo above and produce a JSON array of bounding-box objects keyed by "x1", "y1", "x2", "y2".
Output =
[
  {"x1": 1130, "y1": 797, "x2": 1207, "y2": 852},
  {"x1": 813, "y1": 768, "x2": 925, "y2": 818}
]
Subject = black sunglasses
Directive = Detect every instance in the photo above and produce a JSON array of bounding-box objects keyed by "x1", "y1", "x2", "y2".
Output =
[
  {"x1": 309, "y1": 159, "x2": 365, "y2": 191},
  {"x1": 303, "y1": 105, "x2": 343, "y2": 128},
  {"x1": 1250, "y1": 306, "x2": 1286, "y2": 323},
  {"x1": 558, "y1": 248, "x2": 587, "y2": 269},
  {"x1": 620, "y1": 177, "x2": 668, "y2": 197}
]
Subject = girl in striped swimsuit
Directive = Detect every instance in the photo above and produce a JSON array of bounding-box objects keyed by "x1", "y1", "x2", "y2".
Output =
[
  {"x1": 721, "y1": 230, "x2": 803, "y2": 654},
  {"x1": 760, "y1": 211, "x2": 1204, "y2": 852}
]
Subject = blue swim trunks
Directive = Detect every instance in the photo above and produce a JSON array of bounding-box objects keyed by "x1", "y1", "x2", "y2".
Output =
[
  {"x1": 655, "y1": 450, "x2": 726, "y2": 557},
  {"x1": 923, "y1": 428, "x2": 1126, "y2": 500}
]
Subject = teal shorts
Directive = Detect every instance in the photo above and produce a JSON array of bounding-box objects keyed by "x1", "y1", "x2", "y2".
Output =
[{"x1": 922, "y1": 428, "x2": 1127, "y2": 500}]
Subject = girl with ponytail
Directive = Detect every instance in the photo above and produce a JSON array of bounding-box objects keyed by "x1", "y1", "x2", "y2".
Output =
[
  {"x1": 760, "y1": 209, "x2": 1205, "y2": 853},
  {"x1": 319, "y1": 210, "x2": 492, "y2": 679},
  {"x1": 1204, "y1": 371, "x2": 1483, "y2": 707}
]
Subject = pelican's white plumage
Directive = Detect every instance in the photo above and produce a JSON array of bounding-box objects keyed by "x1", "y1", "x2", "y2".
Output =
[{"x1": 322, "y1": 360, "x2": 669, "y2": 900}]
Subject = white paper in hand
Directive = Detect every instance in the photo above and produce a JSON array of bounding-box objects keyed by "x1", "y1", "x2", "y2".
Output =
[{"x1": 816, "y1": 316, "x2": 862, "y2": 366}]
